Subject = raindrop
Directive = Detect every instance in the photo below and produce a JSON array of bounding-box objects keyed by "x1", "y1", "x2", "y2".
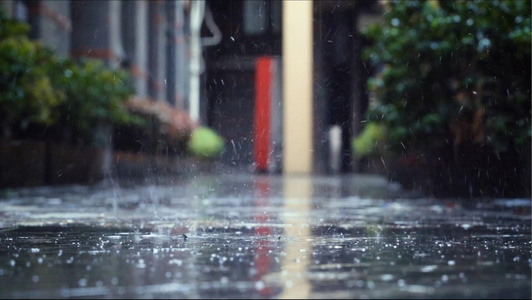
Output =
[
  {"x1": 397, "y1": 279, "x2": 406, "y2": 287},
  {"x1": 391, "y1": 18, "x2": 400, "y2": 27},
  {"x1": 380, "y1": 157, "x2": 388, "y2": 171},
  {"x1": 285, "y1": 280, "x2": 293, "y2": 288},
  {"x1": 478, "y1": 38, "x2": 491, "y2": 51},
  {"x1": 78, "y1": 278, "x2": 88, "y2": 287},
  {"x1": 367, "y1": 280, "x2": 376, "y2": 289},
  {"x1": 381, "y1": 274, "x2": 394, "y2": 281},
  {"x1": 421, "y1": 265, "x2": 438, "y2": 272}
]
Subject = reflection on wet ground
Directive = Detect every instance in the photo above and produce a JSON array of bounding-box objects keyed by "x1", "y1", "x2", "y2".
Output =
[{"x1": 0, "y1": 174, "x2": 530, "y2": 298}]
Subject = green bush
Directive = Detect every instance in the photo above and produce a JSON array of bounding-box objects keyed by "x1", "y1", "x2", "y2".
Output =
[
  {"x1": 51, "y1": 58, "x2": 139, "y2": 143},
  {"x1": 361, "y1": 0, "x2": 531, "y2": 197},
  {"x1": 363, "y1": 0, "x2": 531, "y2": 155},
  {"x1": 187, "y1": 126, "x2": 224, "y2": 159},
  {"x1": 0, "y1": 10, "x2": 63, "y2": 140},
  {"x1": 0, "y1": 9, "x2": 139, "y2": 144}
]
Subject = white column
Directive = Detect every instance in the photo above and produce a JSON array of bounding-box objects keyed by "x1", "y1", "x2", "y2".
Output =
[
  {"x1": 189, "y1": 0, "x2": 205, "y2": 122},
  {"x1": 283, "y1": 0, "x2": 313, "y2": 174}
]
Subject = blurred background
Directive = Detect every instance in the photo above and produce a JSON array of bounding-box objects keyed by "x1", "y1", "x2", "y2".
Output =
[{"x1": 0, "y1": 0, "x2": 530, "y2": 199}]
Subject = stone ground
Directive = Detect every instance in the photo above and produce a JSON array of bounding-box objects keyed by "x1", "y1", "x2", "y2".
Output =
[{"x1": 0, "y1": 171, "x2": 530, "y2": 299}]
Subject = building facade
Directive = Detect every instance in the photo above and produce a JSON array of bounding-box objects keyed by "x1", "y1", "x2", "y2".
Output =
[
  {"x1": 1, "y1": 0, "x2": 191, "y2": 108},
  {"x1": 1, "y1": 0, "x2": 383, "y2": 175}
]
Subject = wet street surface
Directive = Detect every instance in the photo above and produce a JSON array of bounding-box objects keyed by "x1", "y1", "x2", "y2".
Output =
[{"x1": 0, "y1": 173, "x2": 530, "y2": 299}]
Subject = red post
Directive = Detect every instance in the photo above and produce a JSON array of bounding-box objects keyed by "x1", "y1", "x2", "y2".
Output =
[{"x1": 254, "y1": 57, "x2": 272, "y2": 172}]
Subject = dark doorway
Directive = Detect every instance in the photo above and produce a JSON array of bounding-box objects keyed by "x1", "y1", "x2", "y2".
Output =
[{"x1": 204, "y1": 0, "x2": 282, "y2": 167}]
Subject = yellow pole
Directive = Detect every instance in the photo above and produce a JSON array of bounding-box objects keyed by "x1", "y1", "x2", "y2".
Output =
[{"x1": 283, "y1": 0, "x2": 313, "y2": 174}]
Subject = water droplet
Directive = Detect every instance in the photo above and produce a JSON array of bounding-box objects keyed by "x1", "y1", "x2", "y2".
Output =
[
  {"x1": 391, "y1": 18, "x2": 400, "y2": 26},
  {"x1": 421, "y1": 265, "x2": 438, "y2": 272},
  {"x1": 255, "y1": 280, "x2": 265, "y2": 290},
  {"x1": 381, "y1": 274, "x2": 394, "y2": 281},
  {"x1": 76, "y1": 278, "x2": 87, "y2": 287},
  {"x1": 448, "y1": 260, "x2": 456, "y2": 265}
]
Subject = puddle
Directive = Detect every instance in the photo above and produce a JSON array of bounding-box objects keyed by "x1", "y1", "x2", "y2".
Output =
[{"x1": 0, "y1": 174, "x2": 530, "y2": 298}]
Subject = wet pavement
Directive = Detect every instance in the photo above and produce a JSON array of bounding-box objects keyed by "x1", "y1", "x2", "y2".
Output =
[{"x1": 0, "y1": 173, "x2": 530, "y2": 299}]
